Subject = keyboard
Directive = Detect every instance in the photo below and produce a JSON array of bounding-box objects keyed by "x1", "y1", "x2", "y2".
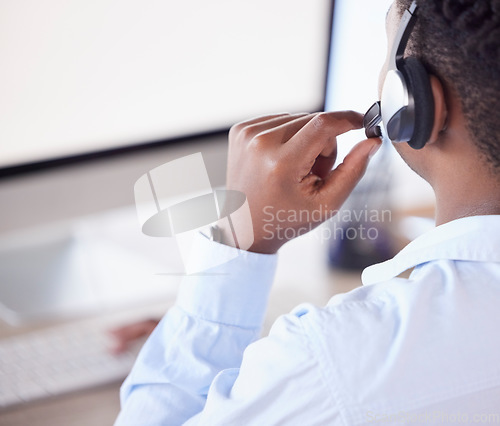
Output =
[{"x1": 0, "y1": 319, "x2": 140, "y2": 409}]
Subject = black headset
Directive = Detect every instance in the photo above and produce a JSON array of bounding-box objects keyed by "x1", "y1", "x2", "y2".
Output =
[{"x1": 363, "y1": 1, "x2": 435, "y2": 149}]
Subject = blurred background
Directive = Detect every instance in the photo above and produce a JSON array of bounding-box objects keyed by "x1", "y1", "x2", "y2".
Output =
[{"x1": 0, "y1": 0, "x2": 434, "y2": 424}]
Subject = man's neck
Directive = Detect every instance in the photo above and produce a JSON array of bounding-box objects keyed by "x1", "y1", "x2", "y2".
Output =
[{"x1": 434, "y1": 176, "x2": 500, "y2": 226}]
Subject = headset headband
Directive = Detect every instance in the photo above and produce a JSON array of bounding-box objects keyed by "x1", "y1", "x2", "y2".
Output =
[
  {"x1": 363, "y1": 1, "x2": 418, "y2": 139},
  {"x1": 388, "y1": 1, "x2": 418, "y2": 71}
]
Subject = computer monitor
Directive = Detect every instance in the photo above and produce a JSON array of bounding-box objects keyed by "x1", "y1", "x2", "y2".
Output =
[{"x1": 0, "y1": 0, "x2": 334, "y2": 176}]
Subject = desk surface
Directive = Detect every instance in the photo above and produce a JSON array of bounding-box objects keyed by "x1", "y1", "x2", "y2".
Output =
[{"x1": 0, "y1": 382, "x2": 121, "y2": 426}]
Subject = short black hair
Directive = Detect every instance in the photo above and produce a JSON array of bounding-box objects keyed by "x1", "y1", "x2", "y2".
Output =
[{"x1": 396, "y1": 0, "x2": 500, "y2": 171}]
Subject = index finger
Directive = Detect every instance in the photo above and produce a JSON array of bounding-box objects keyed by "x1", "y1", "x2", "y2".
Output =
[{"x1": 283, "y1": 111, "x2": 363, "y2": 167}]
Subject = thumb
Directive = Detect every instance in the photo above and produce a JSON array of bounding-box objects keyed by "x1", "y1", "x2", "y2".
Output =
[{"x1": 319, "y1": 138, "x2": 382, "y2": 210}]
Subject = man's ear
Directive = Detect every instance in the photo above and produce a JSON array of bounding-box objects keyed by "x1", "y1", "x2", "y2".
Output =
[{"x1": 427, "y1": 75, "x2": 448, "y2": 144}]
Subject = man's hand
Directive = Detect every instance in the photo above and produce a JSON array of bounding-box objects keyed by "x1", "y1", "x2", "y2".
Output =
[
  {"x1": 108, "y1": 319, "x2": 159, "y2": 354},
  {"x1": 221, "y1": 111, "x2": 382, "y2": 254}
]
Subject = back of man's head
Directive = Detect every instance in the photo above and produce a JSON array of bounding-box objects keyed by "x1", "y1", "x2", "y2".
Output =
[{"x1": 396, "y1": 0, "x2": 500, "y2": 172}]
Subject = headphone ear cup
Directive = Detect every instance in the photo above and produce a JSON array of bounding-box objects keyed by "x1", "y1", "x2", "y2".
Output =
[{"x1": 400, "y1": 57, "x2": 435, "y2": 149}]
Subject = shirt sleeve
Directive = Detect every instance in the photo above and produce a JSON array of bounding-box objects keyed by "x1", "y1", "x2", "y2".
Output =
[
  {"x1": 115, "y1": 232, "x2": 342, "y2": 425},
  {"x1": 115, "y1": 231, "x2": 278, "y2": 425}
]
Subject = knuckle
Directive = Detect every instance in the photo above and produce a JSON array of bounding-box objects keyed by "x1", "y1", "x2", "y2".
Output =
[
  {"x1": 247, "y1": 133, "x2": 268, "y2": 151},
  {"x1": 344, "y1": 109, "x2": 358, "y2": 118},
  {"x1": 240, "y1": 125, "x2": 257, "y2": 141},
  {"x1": 229, "y1": 123, "x2": 244, "y2": 142},
  {"x1": 312, "y1": 112, "x2": 335, "y2": 130},
  {"x1": 228, "y1": 124, "x2": 239, "y2": 137},
  {"x1": 230, "y1": 123, "x2": 257, "y2": 144}
]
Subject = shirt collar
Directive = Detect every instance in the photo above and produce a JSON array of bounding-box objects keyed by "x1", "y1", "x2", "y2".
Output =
[{"x1": 362, "y1": 215, "x2": 500, "y2": 286}]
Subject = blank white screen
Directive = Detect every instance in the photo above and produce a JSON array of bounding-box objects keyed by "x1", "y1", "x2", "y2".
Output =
[{"x1": 0, "y1": 0, "x2": 331, "y2": 168}]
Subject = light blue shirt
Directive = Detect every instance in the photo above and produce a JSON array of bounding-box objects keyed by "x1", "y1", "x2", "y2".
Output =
[{"x1": 116, "y1": 216, "x2": 500, "y2": 425}]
